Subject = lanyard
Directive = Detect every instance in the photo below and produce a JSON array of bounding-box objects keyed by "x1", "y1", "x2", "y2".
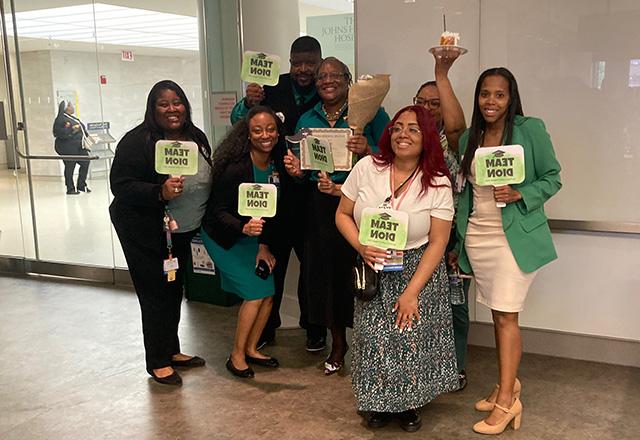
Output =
[
  {"x1": 163, "y1": 207, "x2": 176, "y2": 258},
  {"x1": 389, "y1": 164, "x2": 419, "y2": 210}
]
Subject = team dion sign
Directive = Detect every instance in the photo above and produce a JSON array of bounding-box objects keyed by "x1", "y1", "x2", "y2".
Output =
[
  {"x1": 358, "y1": 208, "x2": 409, "y2": 250},
  {"x1": 474, "y1": 144, "x2": 525, "y2": 186},
  {"x1": 238, "y1": 183, "x2": 278, "y2": 218},
  {"x1": 154, "y1": 140, "x2": 199, "y2": 176},
  {"x1": 241, "y1": 51, "x2": 281, "y2": 86}
]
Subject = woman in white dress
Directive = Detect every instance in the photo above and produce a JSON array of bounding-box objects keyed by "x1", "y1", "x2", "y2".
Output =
[{"x1": 451, "y1": 68, "x2": 561, "y2": 434}]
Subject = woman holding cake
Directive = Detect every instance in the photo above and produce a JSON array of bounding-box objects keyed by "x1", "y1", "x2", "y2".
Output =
[
  {"x1": 414, "y1": 41, "x2": 470, "y2": 390},
  {"x1": 450, "y1": 67, "x2": 561, "y2": 434}
]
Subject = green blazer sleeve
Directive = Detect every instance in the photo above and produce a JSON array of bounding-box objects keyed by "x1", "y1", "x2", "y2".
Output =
[{"x1": 513, "y1": 117, "x2": 562, "y2": 213}]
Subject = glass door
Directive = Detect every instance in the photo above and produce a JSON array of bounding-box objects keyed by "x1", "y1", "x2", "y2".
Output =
[{"x1": 1, "y1": 0, "x2": 206, "y2": 278}]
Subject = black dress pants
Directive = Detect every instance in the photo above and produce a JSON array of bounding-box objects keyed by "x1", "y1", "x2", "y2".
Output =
[
  {"x1": 63, "y1": 154, "x2": 89, "y2": 192},
  {"x1": 121, "y1": 230, "x2": 195, "y2": 371},
  {"x1": 264, "y1": 230, "x2": 325, "y2": 342},
  {"x1": 262, "y1": 184, "x2": 325, "y2": 342}
]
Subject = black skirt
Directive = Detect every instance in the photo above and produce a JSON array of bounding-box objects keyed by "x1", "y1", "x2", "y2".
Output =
[{"x1": 302, "y1": 188, "x2": 356, "y2": 328}]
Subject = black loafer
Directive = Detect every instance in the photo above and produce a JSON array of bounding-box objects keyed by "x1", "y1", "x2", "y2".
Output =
[
  {"x1": 171, "y1": 355, "x2": 206, "y2": 368},
  {"x1": 367, "y1": 411, "x2": 392, "y2": 428},
  {"x1": 226, "y1": 358, "x2": 254, "y2": 378},
  {"x1": 397, "y1": 409, "x2": 422, "y2": 432},
  {"x1": 148, "y1": 369, "x2": 182, "y2": 386},
  {"x1": 246, "y1": 355, "x2": 279, "y2": 368}
]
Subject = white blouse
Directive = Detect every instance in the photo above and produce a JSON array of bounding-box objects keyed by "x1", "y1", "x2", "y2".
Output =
[{"x1": 341, "y1": 156, "x2": 454, "y2": 250}]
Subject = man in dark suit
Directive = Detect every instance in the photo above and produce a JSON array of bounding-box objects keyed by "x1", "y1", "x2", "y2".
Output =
[{"x1": 230, "y1": 36, "x2": 326, "y2": 352}]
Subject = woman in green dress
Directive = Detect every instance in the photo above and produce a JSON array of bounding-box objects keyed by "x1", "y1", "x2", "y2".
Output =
[{"x1": 201, "y1": 106, "x2": 289, "y2": 378}]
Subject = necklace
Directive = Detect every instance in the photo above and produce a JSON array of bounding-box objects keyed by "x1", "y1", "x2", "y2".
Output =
[{"x1": 322, "y1": 101, "x2": 347, "y2": 122}]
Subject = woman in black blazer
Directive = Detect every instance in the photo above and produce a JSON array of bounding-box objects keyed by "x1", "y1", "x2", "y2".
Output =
[
  {"x1": 110, "y1": 80, "x2": 212, "y2": 386},
  {"x1": 201, "y1": 106, "x2": 291, "y2": 378}
]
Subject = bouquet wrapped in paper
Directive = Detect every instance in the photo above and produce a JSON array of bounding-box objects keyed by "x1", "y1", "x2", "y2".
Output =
[{"x1": 347, "y1": 74, "x2": 391, "y2": 135}]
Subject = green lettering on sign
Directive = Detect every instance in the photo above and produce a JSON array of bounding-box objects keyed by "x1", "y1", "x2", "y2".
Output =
[
  {"x1": 238, "y1": 183, "x2": 278, "y2": 218},
  {"x1": 474, "y1": 144, "x2": 525, "y2": 186},
  {"x1": 241, "y1": 51, "x2": 281, "y2": 86},
  {"x1": 305, "y1": 135, "x2": 335, "y2": 172},
  {"x1": 358, "y1": 208, "x2": 409, "y2": 249},
  {"x1": 155, "y1": 140, "x2": 199, "y2": 175}
]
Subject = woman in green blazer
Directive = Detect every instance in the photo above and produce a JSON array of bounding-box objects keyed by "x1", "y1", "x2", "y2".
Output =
[{"x1": 450, "y1": 68, "x2": 561, "y2": 435}]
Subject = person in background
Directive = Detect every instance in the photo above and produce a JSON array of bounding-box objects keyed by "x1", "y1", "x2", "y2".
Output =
[
  {"x1": 335, "y1": 105, "x2": 459, "y2": 432},
  {"x1": 451, "y1": 67, "x2": 561, "y2": 434},
  {"x1": 231, "y1": 36, "x2": 326, "y2": 352},
  {"x1": 290, "y1": 56, "x2": 390, "y2": 375},
  {"x1": 53, "y1": 100, "x2": 91, "y2": 195},
  {"x1": 110, "y1": 80, "x2": 211, "y2": 386},
  {"x1": 414, "y1": 49, "x2": 469, "y2": 389},
  {"x1": 201, "y1": 106, "x2": 290, "y2": 379}
]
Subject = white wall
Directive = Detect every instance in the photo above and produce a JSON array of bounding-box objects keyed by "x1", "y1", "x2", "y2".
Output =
[
  {"x1": 356, "y1": 0, "x2": 640, "y2": 341},
  {"x1": 242, "y1": 0, "x2": 301, "y2": 61}
]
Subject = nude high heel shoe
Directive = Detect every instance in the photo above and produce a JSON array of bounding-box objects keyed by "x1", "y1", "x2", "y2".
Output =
[
  {"x1": 474, "y1": 377, "x2": 521, "y2": 412},
  {"x1": 472, "y1": 397, "x2": 522, "y2": 435}
]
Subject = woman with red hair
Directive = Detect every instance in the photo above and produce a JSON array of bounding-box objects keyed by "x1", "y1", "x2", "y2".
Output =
[{"x1": 336, "y1": 105, "x2": 459, "y2": 432}]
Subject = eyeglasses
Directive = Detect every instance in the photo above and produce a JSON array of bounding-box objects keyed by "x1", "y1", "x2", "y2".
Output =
[
  {"x1": 413, "y1": 97, "x2": 441, "y2": 109},
  {"x1": 316, "y1": 72, "x2": 346, "y2": 82},
  {"x1": 389, "y1": 125, "x2": 422, "y2": 136}
]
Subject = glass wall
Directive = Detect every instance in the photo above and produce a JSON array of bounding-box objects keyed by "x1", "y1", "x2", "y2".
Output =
[{"x1": 1, "y1": 0, "x2": 204, "y2": 270}]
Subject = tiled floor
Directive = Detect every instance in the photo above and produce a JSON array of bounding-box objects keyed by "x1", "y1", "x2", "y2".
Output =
[{"x1": 0, "y1": 275, "x2": 638, "y2": 439}]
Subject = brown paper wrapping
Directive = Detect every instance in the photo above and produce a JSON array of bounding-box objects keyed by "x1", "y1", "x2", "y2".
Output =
[{"x1": 347, "y1": 74, "x2": 391, "y2": 135}]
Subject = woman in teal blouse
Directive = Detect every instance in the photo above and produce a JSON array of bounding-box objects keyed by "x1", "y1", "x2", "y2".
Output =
[
  {"x1": 291, "y1": 57, "x2": 389, "y2": 375},
  {"x1": 201, "y1": 106, "x2": 290, "y2": 379},
  {"x1": 451, "y1": 68, "x2": 561, "y2": 434}
]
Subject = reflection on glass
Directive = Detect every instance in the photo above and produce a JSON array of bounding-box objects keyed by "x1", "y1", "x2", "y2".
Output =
[
  {"x1": 593, "y1": 60, "x2": 605, "y2": 90},
  {"x1": 2, "y1": 1, "x2": 203, "y2": 268},
  {"x1": 628, "y1": 59, "x2": 640, "y2": 88},
  {"x1": 298, "y1": 1, "x2": 354, "y2": 72}
]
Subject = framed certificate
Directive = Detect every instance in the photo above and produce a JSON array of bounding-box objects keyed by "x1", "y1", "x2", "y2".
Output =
[{"x1": 300, "y1": 128, "x2": 353, "y2": 172}]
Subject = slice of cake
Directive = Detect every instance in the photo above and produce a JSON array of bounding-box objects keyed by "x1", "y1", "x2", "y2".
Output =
[{"x1": 440, "y1": 31, "x2": 460, "y2": 46}]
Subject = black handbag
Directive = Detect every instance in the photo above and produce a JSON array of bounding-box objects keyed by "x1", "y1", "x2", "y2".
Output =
[{"x1": 352, "y1": 255, "x2": 380, "y2": 301}]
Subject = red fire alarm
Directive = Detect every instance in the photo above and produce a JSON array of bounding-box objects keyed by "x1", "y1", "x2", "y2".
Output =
[{"x1": 100, "y1": 75, "x2": 107, "y2": 85}]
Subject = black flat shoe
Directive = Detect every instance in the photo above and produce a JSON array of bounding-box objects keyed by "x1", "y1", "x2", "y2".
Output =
[
  {"x1": 245, "y1": 355, "x2": 279, "y2": 368},
  {"x1": 306, "y1": 336, "x2": 327, "y2": 352},
  {"x1": 397, "y1": 409, "x2": 422, "y2": 432},
  {"x1": 171, "y1": 355, "x2": 206, "y2": 368},
  {"x1": 367, "y1": 411, "x2": 392, "y2": 429},
  {"x1": 147, "y1": 369, "x2": 182, "y2": 386},
  {"x1": 226, "y1": 358, "x2": 254, "y2": 378},
  {"x1": 456, "y1": 370, "x2": 468, "y2": 391}
]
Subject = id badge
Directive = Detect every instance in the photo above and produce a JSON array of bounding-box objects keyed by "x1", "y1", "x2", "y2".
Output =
[
  {"x1": 382, "y1": 250, "x2": 404, "y2": 272},
  {"x1": 268, "y1": 171, "x2": 280, "y2": 187},
  {"x1": 163, "y1": 257, "x2": 179, "y2": 273}
]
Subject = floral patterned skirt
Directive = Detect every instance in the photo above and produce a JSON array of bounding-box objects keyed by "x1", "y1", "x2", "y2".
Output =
[{"x1": 351, "y1": 244, "x2": 459, "y2": 412}]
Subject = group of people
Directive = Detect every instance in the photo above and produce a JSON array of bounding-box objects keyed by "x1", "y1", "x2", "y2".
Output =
[{"x1": 109, "y1": 35, "x2": 561, "y2": 435}]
